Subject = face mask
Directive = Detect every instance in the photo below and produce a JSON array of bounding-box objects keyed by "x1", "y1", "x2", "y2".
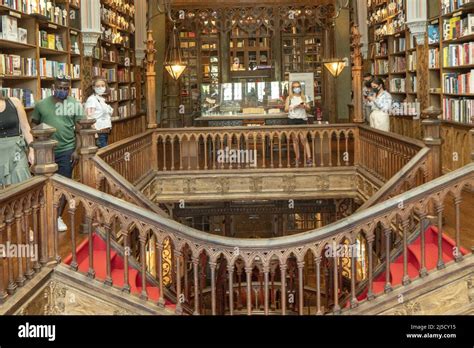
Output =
[
  {"x1": 293, "y1": 87, "x2": 301, "y2": 94},
  {"x1": 372, "y1": 86, "x2": 380, "y2": 94},
  {"x1": 94, "y1": 87, "x2": 106, "y2": 95},
  {"x1": 54, "y1": 89, "x2": 69, "y2": 100}
]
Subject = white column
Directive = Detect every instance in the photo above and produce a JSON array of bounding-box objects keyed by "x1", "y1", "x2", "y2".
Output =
[
  {"x1": 135, "y1": 0, "x2": 147, "y2": 62},
  {"x1": 406, "y1": 0, "x2": 428, "y2": 45},
  {"x1": 81, "y1": 0, "x2": 101, "y2": 57}
]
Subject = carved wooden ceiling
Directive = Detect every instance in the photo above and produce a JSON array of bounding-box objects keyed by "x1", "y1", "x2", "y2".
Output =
[{"x1": 171, "y1": 0, "x2": 335, "y2": 6}]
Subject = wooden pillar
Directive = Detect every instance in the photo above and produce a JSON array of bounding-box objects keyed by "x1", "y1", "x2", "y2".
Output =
[
  {"x1": 418, "y1": 213, "x2": 428, "y2": 277},
  {"x1": 384, "y1": 226, "x2": 392, "y2": 293},
  {"x1": 272, "y1": 18, "x2": 282, "y2": 81},
  {"x1": 210, "y1": 262, "x2": 217, "y2": 316},
  {"x1": 193, "y1": 258, "x2": 200, "y2": 315},
  {"x1": 175, "y1": 251, "x2": 183, "y2": 315},
  {"x1": 401, "y1": 218, "x2": 411, "y2": 286},
  {"x1": 156, "y1": 243, "x2": 166, "y2": 308},
  {"x1": 280, "y1": 263, "x2": 287, "y2": 315},
  {"x1": 422, "y1": 108, "x2": 442, "y2": 179},
  {"x1": 145, "y1": 30, "x2": 158, "y2": 129},
  {"x1": 297, "y1": 261, "x2": 304, "y2": 315},
  {"x1": 435, "y1": 202, "x2": 445, "y2": 270},
  {"x1": 323, "y1": 25, "x2": 336, "y2": 123},
  {"x1": 30, "y1": 123, "x2": 58, "y2": 265},
  {"x1": 77, "y1": 118, "x2": 98, "y2": 185},
  {"x1": 350, "y1": 25, "x2": 364, "y2": 123},
  {"x1": 139, "y1": 233, "x2": 148, "y2": 300},
  {"x1": 263, "y1": 265, "x2": 270, "y2": 315},
  {"x1": 219, "y1": 30, "x2": 230, "y2": 83},
  {"x1": 227, "y1": 263, "x2": 234, "y2": 315},
  {"x1": 350, "y1": 240, "x2": 358, "y2": 308},
  {"x1": 366, "y1": 233, "x2": 375, "y2": 300},
  {"x1": 315, "y1": 256, "x2": 322, "y2": 315},
  {"x1": 454, "y1": 196, "x2": 463, "y2": 262},
  {"x1": 245, "y1": 266, "x2": 252, "y2": 315}
]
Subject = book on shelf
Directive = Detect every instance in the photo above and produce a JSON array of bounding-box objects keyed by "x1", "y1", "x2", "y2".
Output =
[
  {"x1": 443, "y1": 14, "x2": 474, "y2": 41},
  {"x1": 428, "y1": 24, "x2": 440, "y2": 44},
  {"x1": 442, "y1": 96, "x2": 474, "y2": 124},
  {"x1": 393, "y1": 37, "x2": 406, "y2": 53},
  {"x1": 429, "y1": 48, "x2": 440, "y2": 68},
  {"x1": 374, "y1": 59, "x2": 389, "y2": 75},
  {"x1": 390, "y1": 78, "x2": 406, "y2": 93},
  {"x1": 442, "y1": 0, "x2": 474, "y2": 15},
  {"x1": 39, "y1": 58, "x2": 67, "y2": 77},
  {"x1": 443, "y1": 42, "x2": 474, "y2": 66},
  {"x1": 0, "y1": 54, "x2": 36, "y2": 76},
  {"x1": 408, "y1": 53, "x2": 417, "y2": 71},
  {"x1": 70, "y1": 63, "x2": 80, "y2": 79},
  {"x1": 70, "y1": 88, "x2": 81, "y2": 101},
  {"x1": 443, "y1": 70, "x2": 474, "y2": 94},
  {"x1": 18, "y1": 27, "x2": 27, "y2": 43},
  {"x1": 392, "y1": 56, "x2": 406, "y2": 73},
  {"x1": 41, "y1": 88, "x2": 53, "y2": 99},
  {"x1": 0, "y1": 87, "x2": 34, "y2": 107},
  {"x1": 0, "y1": 15, "x2": 18, "y2": 41}
]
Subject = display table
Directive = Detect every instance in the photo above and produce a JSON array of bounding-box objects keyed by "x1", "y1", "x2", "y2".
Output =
[{"x1": 195, "y1": 113, "x2": 314, "y2": 127}]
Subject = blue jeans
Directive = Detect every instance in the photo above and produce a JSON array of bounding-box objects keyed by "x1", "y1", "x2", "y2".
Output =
[
  {"x1": 97, "y1": 133, "x2": 109, "y2": 148},
  {"x1": 55, "y1": 149, "x2": 75, "y2": 179}
]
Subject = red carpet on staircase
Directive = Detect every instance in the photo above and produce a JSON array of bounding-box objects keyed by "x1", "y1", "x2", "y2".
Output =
[
  {"x1": 356, "y1": 226, "x2": 470, "y2": 301},
  {"x1": 64, "y1": 234, "x2": 176, "y2": 310}
]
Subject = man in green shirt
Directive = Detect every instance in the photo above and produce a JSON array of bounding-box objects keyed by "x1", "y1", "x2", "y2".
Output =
[{"x1": 31, "y1": 76, "x2": 84, "y2": 232}]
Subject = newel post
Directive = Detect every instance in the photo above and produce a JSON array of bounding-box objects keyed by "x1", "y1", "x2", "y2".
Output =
[
  {"x1": 77, "y1": 119, "x2": 98, "y2": 188},
  {"x1": 421, "y1": 107, "x2": 443, "y2": 180},
  {"x1": 146, "y1": 30, "x2": 158, "y2": 129},
  {"x1": 30, "y1": 124, "x2": 58, "y2": 265}
]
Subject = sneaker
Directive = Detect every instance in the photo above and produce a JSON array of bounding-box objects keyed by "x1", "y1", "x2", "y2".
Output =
[
  {"x1": 57, "y1": 217, "x2": 68, "y2": 232},
  {"x1": 306, "y1": 159, "x2": 313, "y2": 166}
]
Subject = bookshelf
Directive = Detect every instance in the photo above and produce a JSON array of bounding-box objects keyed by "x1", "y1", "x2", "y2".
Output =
[
  {"x1": 426, "y1": 0, "x2": 474, "y2": 125},
  {"x1": 367, "y1": 0, "x2": 421, "y2": 117},
  {"x1": 0, "y1": 0, "x2": 84, "y2": 110},
  {"x1": 91, "y1": 0, "x2": 144, "y2": 122}
]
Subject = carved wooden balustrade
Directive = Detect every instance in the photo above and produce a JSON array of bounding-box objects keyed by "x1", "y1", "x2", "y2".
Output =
[
  {"x1": 1, "y1": 163, "x2": 472, "y2": 313},
  {"x1": 153, "y1": 124, "x2": 356, "y2": 171}
]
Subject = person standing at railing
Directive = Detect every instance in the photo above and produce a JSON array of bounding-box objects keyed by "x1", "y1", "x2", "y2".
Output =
[
  {"x1": 85, "y1": 77, "x2": 113, "y2": 148},
  {"x1": 285, "y1": 81, "x2": 313, "y2": 166},
  {"x1": 0, "y1": 95, "x2": 34, "y2": 187},
  {"x1": 31, "y1": 76, "x2": 84, "y2": 232},
  {"x1": 367, "y1": 77, "x2": 392, "y2": 132}
]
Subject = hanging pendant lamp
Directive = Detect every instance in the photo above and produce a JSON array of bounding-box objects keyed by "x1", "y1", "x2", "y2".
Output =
[{"x1": 164, "y1": 24, "x2": 187, "y2": 80}]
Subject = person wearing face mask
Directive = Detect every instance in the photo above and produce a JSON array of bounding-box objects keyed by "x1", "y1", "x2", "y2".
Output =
[
  {"x1": 367, "y1": 77, "x2": 392, "y2": 132},
  {"x1": 285, "y1": 81, "x2": 313, "y2": 166},
  {"x1": 31, "y1": 76, "x2": 84, "y2": 232},
  {"x1": 85, "y1": 78, "x2": 113, "y2": 148}
]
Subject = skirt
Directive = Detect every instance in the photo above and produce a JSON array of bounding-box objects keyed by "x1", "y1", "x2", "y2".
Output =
[
  {"x1": 0, "y1": 135, "x2": 31, "y2": 186},
  {"x1": 369, "y1": 110, "x2": 390, "y2": 132}
]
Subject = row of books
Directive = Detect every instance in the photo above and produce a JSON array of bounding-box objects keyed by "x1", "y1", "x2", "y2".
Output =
[
  {"x1": 392, "y1": 56, "x2": 406, "y2": 73},
  {"x1": 441, "y1": 0, "x2": 474, "y2": 15},
  {"x1": 429, "y1": 48, "x2": 440, "y2": 68},
  {"x1": 101, "y1": 47, "x2": 117, "y2": 62},
  {"x1": 101, "y1": 5, "x2": 129, "y2": 31},
  {"x1": 391, "y1": 101, "x2": 420, "y2": 116},
  {"x1": 40, "y1": 87, "x2": 81, "y2": 100},
  {"x1": 117, "y1": 68, "x2": 130, "y2": 83},
  {"x1": 39, "y1": 58, "x2": 67, "y2": 77},
  {"x1": 411, "y1": 76, "x2": 417, "y2": 92},
  {"x1": 0, "y1": 54, "x2": 36, "y2": 76},
  {"x1": 428, "y1": 24, "x2": 440, "y2": 45},
  {"x1": 0, "y1": 15, "x2": 28, "y2": 43},
  {"x1": 39, "y1": 31, "x2": 64, "y2": 51},
  {"x1": 2, "y1": 0, "x2": 69, "y2": 25},
  {"x1": 408, "y1": 53, "x2": 417, "y2": 71},
  {"x1": 442, "y1": 14, "x2": 474, "y2": 41},
  {"x1": 393, "y1": 37, "x2": 406, "y2": 53},
  {"x1": 390, "y1": 78, "x2": 405, "y2": 93},
  {"x1": 374, "y1": 42, "x2": 388, "y2": 56},
  {"x1": 93, "y1": 67, "x2": 117, "y2": 83},
  {"x1": 70, "y1": 63, "x2": 80, "y2": 79},
  {"x1": 372, "y1": 59, "x2": 389, "y2": 75},
  {"x1": 443, "y1": 42, "x2": 474, "y2": 67},
  {"x1": 442, "y1": 97, "x2": 474, "y2": 124},
  {"x1": 443, "y1": 70, "x2": 474, "y2": 94},
  {"x1": 0, "y1": 87, "x2": 34, "y2": 107},
  {"x1": 102, "y1": 0, "x2": 135, "y2": 17}
]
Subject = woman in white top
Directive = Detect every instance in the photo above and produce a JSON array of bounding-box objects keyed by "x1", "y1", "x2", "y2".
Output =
[
  {"x1": 284, "y1": 81, "x2": 312, "y2": 166},
  {"x1": 85, "y1": 77, "x2": 114, "y2": 148},
  {"x1": 367, "y1": 77, "x2": 392, "y2": 132}
]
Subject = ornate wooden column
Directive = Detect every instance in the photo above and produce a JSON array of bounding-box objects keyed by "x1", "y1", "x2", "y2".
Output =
[
  {"x1": 77, "y1": 119, "x2": 98, "y2": 188},
  {"x1": 422, "y1": 107, "x2": 443, "y2": 180},
  {"x1": 30, "y1": 124, "x2": 58, "y2": 265},
  {"x1": 146, "y1": 31, "x2": 158, "y2": 129},
  {"x1": 192, "y1": 257, "x2": 200, "y2": 315},
  {"x1": 227, "y1": 263, "x2": 234, "y2": 315},
  {"x1": 323, "y1": 24, "x2": 337, "y2": 123},
  {"x1": 245, "y1": 266, "x2": 252, "y2": 315},
  {"x1": 350, "y1": 25, "x2": 364, "y2": 123}
]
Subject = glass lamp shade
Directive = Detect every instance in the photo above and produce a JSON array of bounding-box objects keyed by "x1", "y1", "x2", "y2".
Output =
[
  {"x1": 324, "y1": 60, "x2": 346, "y2": 78},
  {"x1": 165, "y1": 62, "x2": 187, "y2": 80},
  {"x1": 164, "y1": 25, "x2": 187, "y2": 80}
]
